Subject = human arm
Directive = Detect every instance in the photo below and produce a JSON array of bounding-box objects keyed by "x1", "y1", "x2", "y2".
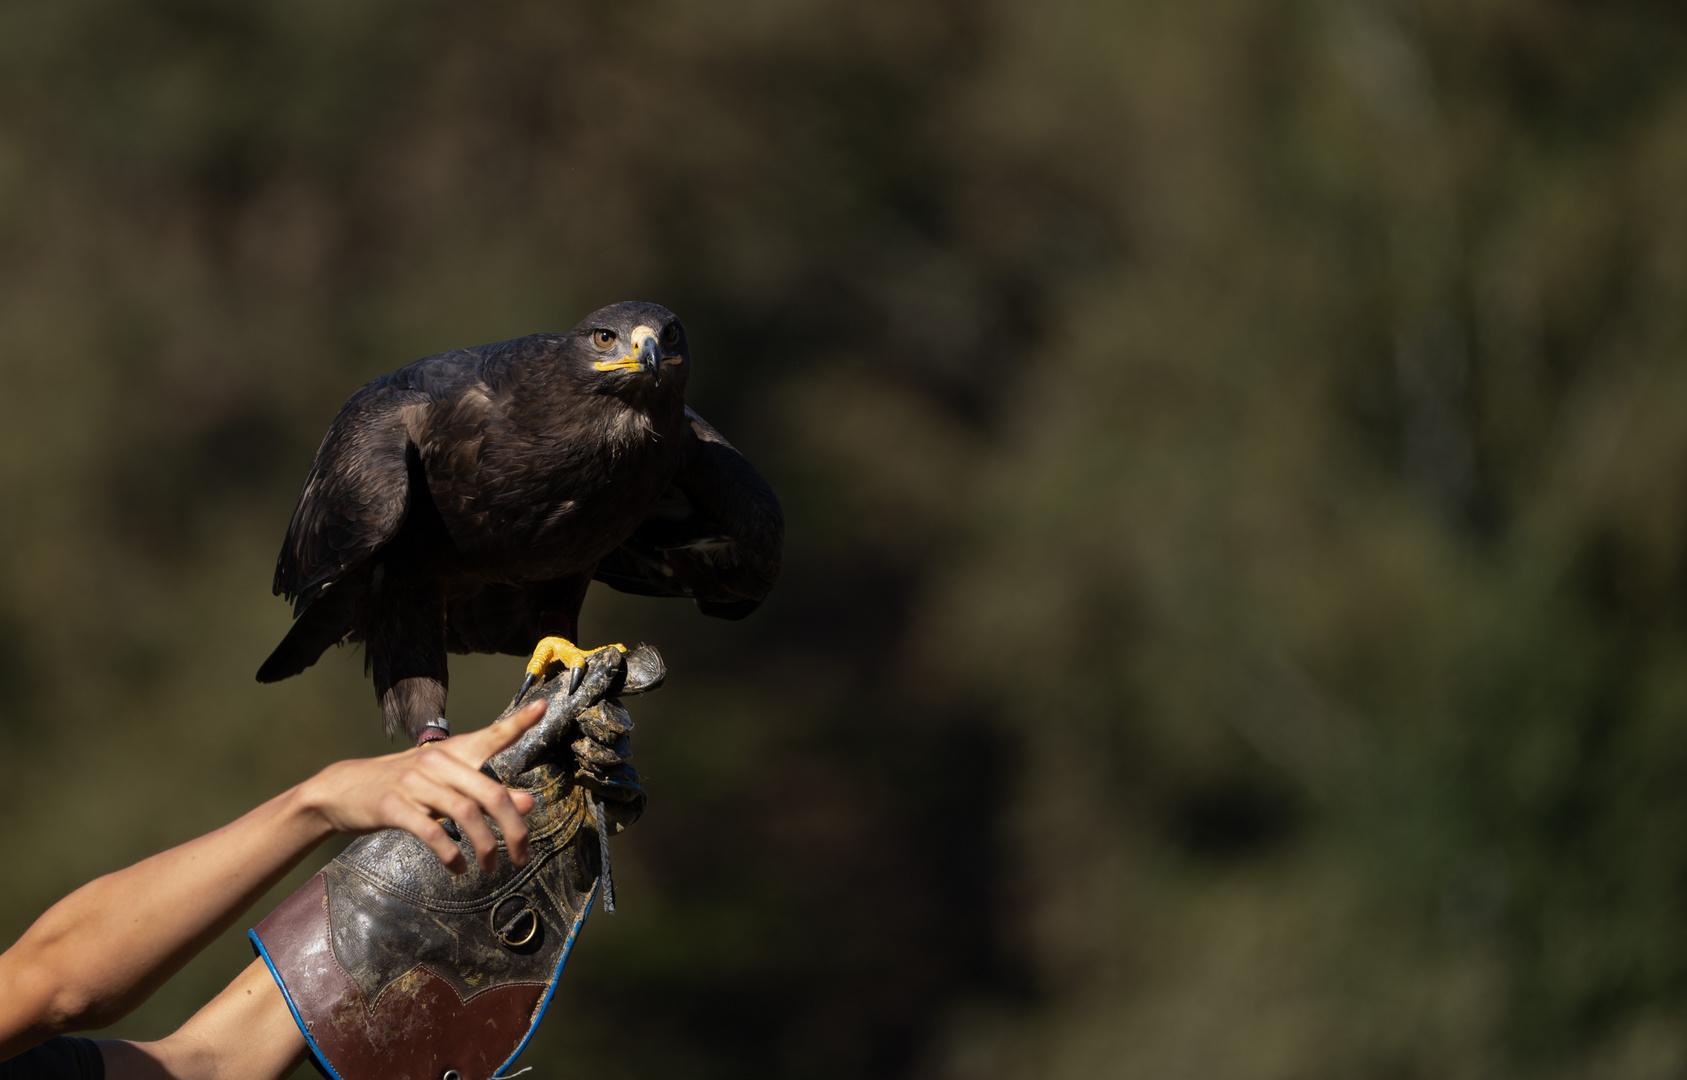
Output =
[
  {"x1": 0, "y1": 702, "x2": 545, "y2": 1061},
  {"x1": 96, "y1": 960, "x2": 304, "y2": 1080}
]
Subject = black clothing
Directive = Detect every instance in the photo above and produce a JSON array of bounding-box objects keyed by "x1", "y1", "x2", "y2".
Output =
[{"x1": 0, "y1": 1037, "x2": 103, "y2": 1080}]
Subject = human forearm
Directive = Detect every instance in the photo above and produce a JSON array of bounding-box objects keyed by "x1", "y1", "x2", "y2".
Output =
[
  {"x1": 98, "y1": 959, "x2": 305, "y2": 1080},
  {"x1": 0, "y1": 701, "x2": 541, "y2": 1060},
  {"x1": 0, "y1": 786, "x2": 329, "y2": 1057}
]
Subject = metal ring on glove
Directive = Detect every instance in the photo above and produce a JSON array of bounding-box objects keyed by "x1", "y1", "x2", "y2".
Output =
[
  {"x1": 498, "y1": 908, "x2": 538, "y2": 948},
  {"x1": 492, "y1": 896, "x2": 540, "y2": 948}
]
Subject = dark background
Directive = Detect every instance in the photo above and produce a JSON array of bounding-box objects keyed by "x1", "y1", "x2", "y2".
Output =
[{"x1": 3, "y1": 0, "x2": 1687, "y2": 1076}]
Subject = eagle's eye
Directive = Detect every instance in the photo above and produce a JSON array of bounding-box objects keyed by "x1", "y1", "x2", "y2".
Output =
[
  {"x1": 592, "y1": 329, "x2": 617, "y2": 351},
  {"x1": 661, "y1": 323, "x2": 680, "y2": 346}
]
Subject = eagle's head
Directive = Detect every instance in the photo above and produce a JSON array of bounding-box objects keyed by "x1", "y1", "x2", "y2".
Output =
[{"x1": 569, "y1": 300, "x2": 690, "y2": 400}]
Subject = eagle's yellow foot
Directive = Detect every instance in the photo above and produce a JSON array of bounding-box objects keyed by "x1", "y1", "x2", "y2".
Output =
[{"x1": 515, "y1": 637, "x2": 628, "y2": 703}]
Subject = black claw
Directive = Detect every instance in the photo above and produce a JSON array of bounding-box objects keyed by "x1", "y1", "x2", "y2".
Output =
[
  {"x1": 513, "y1": 672, "x2": 536, "y2": 706},
  {"x1": 568, "y1": 663, "x2": 586, "y2": 695}
]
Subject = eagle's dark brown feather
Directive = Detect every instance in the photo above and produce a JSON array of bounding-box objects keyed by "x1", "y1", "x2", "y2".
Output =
[
  {"x1": 270, "y1": 377, "x2": 432, "y2": 613},
  {"x1": 592, "y1": 408, "x2": 784, "y2": 617},
  {"x1": 256, "y1": 302, "x2": 783, "y2": 739}
]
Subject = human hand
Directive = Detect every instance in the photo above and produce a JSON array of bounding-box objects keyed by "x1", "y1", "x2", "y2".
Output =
[{"x1": 294, "y1": 701, "x2": 545, "y2": 875}]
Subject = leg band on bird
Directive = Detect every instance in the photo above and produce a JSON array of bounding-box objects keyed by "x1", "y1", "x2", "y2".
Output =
[{"x1": 250, "y1": 645, "x2": 661, "y2": 1080}]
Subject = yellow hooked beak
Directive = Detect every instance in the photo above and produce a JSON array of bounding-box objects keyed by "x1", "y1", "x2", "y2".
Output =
[{"x1": 594, "y1": 325, "x2": 670, "y2": 378}]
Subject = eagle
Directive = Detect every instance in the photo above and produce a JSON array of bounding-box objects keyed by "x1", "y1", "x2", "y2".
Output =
[{"x1": 256, "y1": 301, "x2": 783, "y2": 741}]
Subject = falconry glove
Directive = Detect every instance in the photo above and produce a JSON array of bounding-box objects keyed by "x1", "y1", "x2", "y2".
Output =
[{"x1": 249, "y1": 644, "x2": 663, "y2": 1080}]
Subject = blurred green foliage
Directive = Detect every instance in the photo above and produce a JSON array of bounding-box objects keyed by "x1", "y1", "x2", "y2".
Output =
[{"x1": 2, "y1": 0, "x2": 1687, "y2": 1076}]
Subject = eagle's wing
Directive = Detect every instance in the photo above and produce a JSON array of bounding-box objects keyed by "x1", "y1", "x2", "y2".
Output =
[
  {"x1": 273, "y1": 379, "x2": 425, "y2": 614},
  {"x1": 593, "y1": 408, "x2": 784, "y2": 618}
]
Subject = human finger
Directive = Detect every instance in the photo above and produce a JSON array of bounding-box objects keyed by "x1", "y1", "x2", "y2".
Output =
[
  {"x1": 445, "y1": 700, "x2": 545, "y2": 770},
  {"x1": 386, "y1": 800, "x2": 469, "y2": 874},
  {"x1": 405, "y1": 774, "x2": 503, "y2": 874},
  {"x1": 416, "y1": 751, "x2": 532, "y2": 865}
]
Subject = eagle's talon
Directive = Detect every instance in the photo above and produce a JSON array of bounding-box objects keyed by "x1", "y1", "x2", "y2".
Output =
[
  {"x1": 521, "y1": 636, "x2": 628, "y2": 700},
  {"x1": 511, "y1": 672, "x2": 537, "y2": 708}
]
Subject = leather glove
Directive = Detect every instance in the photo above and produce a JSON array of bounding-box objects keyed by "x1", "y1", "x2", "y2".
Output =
[{"x1": 250, "y1": 644, "x2": 663, "y2": 1080}]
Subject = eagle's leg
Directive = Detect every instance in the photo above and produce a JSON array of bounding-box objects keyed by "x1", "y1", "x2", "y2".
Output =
[
  {"x1": 368, "y1": 566, "x2": 449, "y2": 743},
  {"x1": 515, "y1": 637, "x2": 629, "y2": 703}
]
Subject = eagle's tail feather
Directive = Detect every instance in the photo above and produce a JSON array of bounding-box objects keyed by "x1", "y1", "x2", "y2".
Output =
[{"x1": 257, "y1": 593, "x2": 355, "y2": 683}]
